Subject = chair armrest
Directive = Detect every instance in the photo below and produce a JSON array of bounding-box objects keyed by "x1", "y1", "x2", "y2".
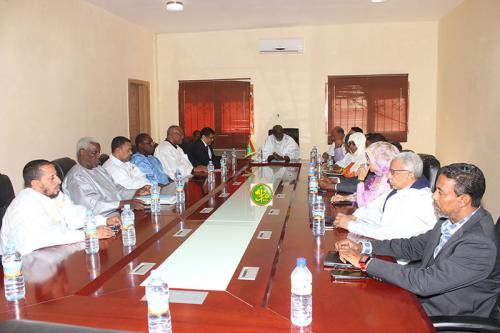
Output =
[{"x1": 431, "y1": 315, "x2": 500, "y2": 332}]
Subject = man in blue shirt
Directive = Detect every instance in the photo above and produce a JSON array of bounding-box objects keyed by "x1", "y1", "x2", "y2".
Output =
[{"x1": 130, "y1": 133, "x2": 169, "y2": 186}]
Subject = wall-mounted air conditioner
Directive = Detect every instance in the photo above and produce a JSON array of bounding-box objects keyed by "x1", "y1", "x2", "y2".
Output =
[{"x1": 259, "y1": 38, "x2": 304, "y2": 54}]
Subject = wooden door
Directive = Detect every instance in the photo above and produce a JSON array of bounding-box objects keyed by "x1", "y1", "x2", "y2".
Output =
[{"x1": 128, "y1": 79, "x2": 150, "y2": 140}]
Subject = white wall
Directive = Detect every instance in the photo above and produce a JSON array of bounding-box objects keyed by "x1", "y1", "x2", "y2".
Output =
[
  {"x1": 436, "y1": 0, "x2": 500, "y2": 218},
  {"x1": 0, "y1": 0, "x2": 155, "y2": 191},
  {"x1": 155, "y1": 22, "x2": 438, "y2": 157}
]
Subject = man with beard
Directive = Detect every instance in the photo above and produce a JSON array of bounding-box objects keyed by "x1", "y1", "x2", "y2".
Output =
[
  {"x1": 0, "y1": 160, "x2": 117, "y2": 255},
  {"x1": 335, "y1": 163, "x2": 500, "y2": 317}
]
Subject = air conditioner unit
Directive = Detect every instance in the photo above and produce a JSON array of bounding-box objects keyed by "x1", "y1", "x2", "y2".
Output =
[{"x1": 259, "y1": 38, "x2": 304, "y2": 54}]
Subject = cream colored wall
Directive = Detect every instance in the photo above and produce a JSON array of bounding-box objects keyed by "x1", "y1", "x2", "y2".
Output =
[
  {"x1": 156, "y1": 22, "x2": 438, "y2": 157},
  {"x1": 0, "y1": 0, "x2": 155, "y2": 191},
  {"x1": 437, "y1": 0, "x2": 500, "y2": 218}
]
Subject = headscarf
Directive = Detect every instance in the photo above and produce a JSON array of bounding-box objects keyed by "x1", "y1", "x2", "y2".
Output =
[
  {"x1": 356, "y1": 141, "x2": 399, "y2": 207},
  {"x1": 347, "y1": 132, "x2": 367, "y2": 171}
]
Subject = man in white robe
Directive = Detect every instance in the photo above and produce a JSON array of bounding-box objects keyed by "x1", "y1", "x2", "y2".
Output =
[
  {"x1": 63, "y1": 137, "x2": 148, "y2": 216},
  {"x1": 334, "y1": 152, "x2": 437, "y2": 240},
  {"x1": 103, "y1": 136, "x2": 150, "y2": 189},
  {"x1": 154, "y1": 125, "x2": 207, "y2": 179},
  {"x1": 0, "y1": 160, "x2": 117, "y2": 255},
  {"x1": 261, "y1": 125, "x2": 300, "y2": 162}
]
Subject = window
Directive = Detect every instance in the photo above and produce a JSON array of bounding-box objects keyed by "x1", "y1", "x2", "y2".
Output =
[
  {"x1": 178, "y1": 79, "x2": 253, "y2": 149},
  {"x1": 327, "y1": 74, "x2": 409, "y2": 142}
]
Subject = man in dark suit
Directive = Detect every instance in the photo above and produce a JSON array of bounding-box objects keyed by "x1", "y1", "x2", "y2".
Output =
[
  {"x1": 336, "y1": 163, "x2": 500, "y2": 317},
  {"x1": 189, "y1": 127, "x2": 221, "y2": 167}
]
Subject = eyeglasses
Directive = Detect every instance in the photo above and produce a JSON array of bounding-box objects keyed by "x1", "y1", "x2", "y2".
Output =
[{"x1": 389, "y1": 168, "x2": 411, "y2": 175}]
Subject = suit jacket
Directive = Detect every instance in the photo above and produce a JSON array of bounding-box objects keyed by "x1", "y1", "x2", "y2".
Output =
[
  {"x1": 366, "y1": 207, "x2": 500, "y2": 317},
  {"x1": 188, "y1": 139, "x2": 221, "y2": 167}
]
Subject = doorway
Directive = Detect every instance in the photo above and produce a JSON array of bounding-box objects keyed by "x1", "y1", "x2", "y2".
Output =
[{"x1": 128, "y1": 79, "x2": 150, "y2": 141}]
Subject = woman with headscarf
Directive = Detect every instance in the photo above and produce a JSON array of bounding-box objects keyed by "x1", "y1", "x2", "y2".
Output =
[
  {"x1": 331, "y1": 141, "x2": 399, "y2": 207},
  {"x1": 330, "y1": 132, "x2": 367, "y2": 177}
]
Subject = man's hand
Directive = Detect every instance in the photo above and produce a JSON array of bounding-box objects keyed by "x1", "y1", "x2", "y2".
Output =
[
  {"x1": 283, "y1": 155, "x2": 291, "y2": 163},
  {"x1": 272, "y1": 152, "x2": 284, "y2": 161},
  {"x1": 333, "y1": 213, "x2": 355, "y2": 229},
  {"x1": 135, "y1": 185, "x2": 151, "y2": 196},
  {"x1": 106, "y1": 215, "x2": 121, "y2": 226},
  {"x1": 194, "y1": 165, "x2": 208, "y2": 173},
  {"x1": 120, "y1": 199, "x2": 146, "y2": 211},
  {"x1": 338, "y1": 248, "x2": 363, "y2": 268},
  {"x1": 96, "y1": 226, "x2": 115, "y2": 239},
  {"x1": 357, "y1": 164, "x2": 369, "y2": 181},
  {"x1": 331, "y1": 194, "x2": 353, "y2": 203},
  {"x1": 334, "y1": 238, "x2": 362, "y2": 253},
  {"x1": 267, "y1": 155, "x2": 275, "y2": 162}
]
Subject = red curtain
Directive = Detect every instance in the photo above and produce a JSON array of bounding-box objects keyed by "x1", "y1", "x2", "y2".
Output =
[{"x1": 328, "y1": 75, "x2": 408, "y2": 142}]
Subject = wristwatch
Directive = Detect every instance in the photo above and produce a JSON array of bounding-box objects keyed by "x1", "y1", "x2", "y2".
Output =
[{"x1": 359, "y1": 255, "x2": 371, "y2": 271}]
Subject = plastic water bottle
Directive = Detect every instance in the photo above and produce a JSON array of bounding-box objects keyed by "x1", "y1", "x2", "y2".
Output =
[
  {"x1": 207, "y1": 161, "x2": 215, "y2": 182},
  {"x1": 84, "y1": 209, "x2": 99, "y2": 254},
  {"x1": 291, "y1": 257, "x2": 312, "y2": 327},
  {"x1": 310, "y1": 146, "x2": 317, "y2": 164},
  {"x1": 327, "y1": 155, "x2": 334, "y2": 169},
  {"x1": 147, "y1": 270, "x2": 172, "y2": 333},
  {"x1": 316, "y1": 159, "x2": 322, "y2": 179},
  {"x1": 151, "y1": 181, "x2": 160, "y2": 214},
  {"x1": 121, "y1": 204, "x2": 136, "y2": 246},
  {"x1": 257, "y1": 148, "x2": 263, "y2": 163},
  {"x1": 312, "y1": 196, "x2": 326, "y2": 236},
  {"x1": 2, "y1": 242, "x2": 25, "y2": 301},
  {"x1": 308, "y1": 162, "x2": 316, "y2": 178},
  {"x1": 309, "y1": 175, "x2": 318, "y2": 195},
  {"x1": 220, "y1": 155, "x2": 227, "y2": 177},
  {"x1": 175, "y1": 171, "x2": 185, "y2": 204}
]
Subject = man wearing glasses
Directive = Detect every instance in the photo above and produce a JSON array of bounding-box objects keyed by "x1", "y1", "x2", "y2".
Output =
[
  {"x1": 336, "y1": 163, "x2": 500, "y2": 317},
  {"x1": 334, "y1": 152, "x2": 437, "y2": 240},
  {"x1": 63, "y1": 137, "x2": 148, "y2": 216}
]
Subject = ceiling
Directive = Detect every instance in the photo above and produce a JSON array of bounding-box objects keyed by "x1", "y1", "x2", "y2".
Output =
[{"x1": 84, "y1": 0, "x2": 463, "y2": 33}]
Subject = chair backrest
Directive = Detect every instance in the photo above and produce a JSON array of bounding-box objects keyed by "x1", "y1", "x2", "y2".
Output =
[
  {"x1": 52, "y1": 157, "x2": 77, "y2": 181},
  {"x1": 99, "y1": 154, "x2": 110, "y2": 166},
  {"x1": 267, "y1": 128, "x2": 300, "y2": 145},
  {"x1": 418, "y1": 153, "x2": 440, "y2": 191},
  {"x1": 0, "y1": 173, "x2": 15, "y2": 229}
]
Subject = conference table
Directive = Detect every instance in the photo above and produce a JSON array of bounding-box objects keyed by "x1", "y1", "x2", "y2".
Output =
[{"x1": 0, "y1": 160, "x2": 434, "y2": 332}]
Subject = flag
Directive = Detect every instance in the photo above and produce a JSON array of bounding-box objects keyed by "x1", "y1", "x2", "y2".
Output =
[{"x1": 244, "y1": 136, "x2": 256, "y2": 158}]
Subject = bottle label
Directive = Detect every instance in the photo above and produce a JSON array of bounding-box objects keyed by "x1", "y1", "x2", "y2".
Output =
[
  {"x1": 122, "y1": 217, "x2": 134, "y2": 227},
  {"x1": 291, "y1": 283, "x2": 312, "y2": 296},
  {"x1": 148, "y1": 295, "x2": 169, "y2": 315},
  {"x1": 3, "y1": 261, "x2": 22, "y2": 278},
  {"x1": 175, "y1": 184, "x2": 184, "y2": 192},
  {"x1": 85, "y1": 224, "x2": 97, "y2": 236}
]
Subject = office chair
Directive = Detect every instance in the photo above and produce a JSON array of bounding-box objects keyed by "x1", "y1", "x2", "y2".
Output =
[
  {"x1": 418, "y1": 154, "x2": 440, "y2": 191},
  {"x1": 0, "y1": 173, "x2": 15, "y2": 229},
  {"x1": 99, "y1": 154, "x2": 110, "y2": 165},
  {"x1": 267, "y1": 128, "x2": 300, "y2": 145},
  {"x1": 431, "y1": 217, "x2": 500, "y2": 332},
  {"x1": 52, "y1": 157, "x2": 77, "y2": 181}
]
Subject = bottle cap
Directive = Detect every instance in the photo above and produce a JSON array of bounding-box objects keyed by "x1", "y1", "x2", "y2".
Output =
[
  {"x1": 86, "y1": 209, "x2": 93, "y2": 217},
  {"x1": 124, "y1": 204, "x2": 131, "y2": 210},
  {"x1": 151, "y1": 269, "x2": 162, "y2": 280},
  {"x1": 296, "y1": 257, "x2": 306, "y2": 267}
]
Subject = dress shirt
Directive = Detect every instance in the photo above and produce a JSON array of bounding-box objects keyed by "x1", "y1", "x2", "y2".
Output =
[
  {"x1": 261, "y1": 134, "x2": 300, "y2": 160},
  {"x1": 103, "y1": 155, "x2": 150, "y2": 189},
  {"x1": 327, "y1": 144, "x2": 346, "y2": 163},
  {"x1": 130, "y1": 153, "x2": 169, "y2": 185},
  {"x1": 154, "y1": 140, "x2": 193, "y2": 179},
  {"x1": 433, "y1": 209, "x2": 478, "y2": 258},
  {"x1": 349, "y1": 183, "x2": 437, "y2": 240},
  {"x1": 203, "y1": 140, "x2": 212, "y2": 159},
  {"x1": 63, "y1": 164, "x2": 136, "y2": 216},
  {"x1": 0, "y1": 188, "x2": 106, "y2": 255}
]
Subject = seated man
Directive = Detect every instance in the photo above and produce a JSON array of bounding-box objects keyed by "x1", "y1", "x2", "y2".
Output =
[
  {"x1": 130, "y1": 133, "x2": 169, "y2": 186},
  {"x1": 323, "y1": 126, "x2": 346, "y2": 163},
  {"x1": 63, "y1": 137, "x2": 148, "y2": 216},
  {"x1": 154, "y1": 126, "x2": 207, "y2": 179},
  {"x1": 334, "y1": 152, "x2": 437, "y2": 240},
  {"x1": 189, "y1": 127, "x2": 222, "y2": 167},
  {"x1": 261, "y1": 125, "x2": 300, "y2": 163},
  {"x1": 0, "y1": 160, "x2": 117, "y2": 255},
  {"x1": 336, "y1": 163, "x2": 500, "y2": 317},
  {"x1": 103, "y1": 136, "x2": 151, "y2": 189},
  {"x1": 179, "y1": 129, "x2": 201, "y2": 156}
]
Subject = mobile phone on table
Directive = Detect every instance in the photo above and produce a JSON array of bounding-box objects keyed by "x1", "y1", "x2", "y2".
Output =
[{"x1": 331, "y1": 269, "x2": 368, "y2": 280}]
